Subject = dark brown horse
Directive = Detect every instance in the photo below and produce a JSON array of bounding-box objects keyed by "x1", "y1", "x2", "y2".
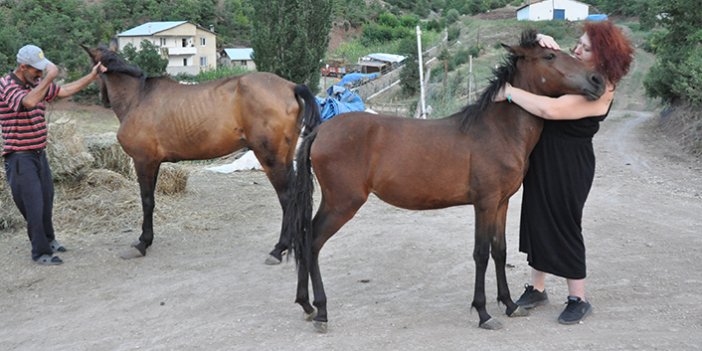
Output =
[
  {"x1": 82, "y1": 44, "x2": 320, "y2": 260},
  {"x1": 285, "y1": 30, "x2": 605, "y2": 332}
]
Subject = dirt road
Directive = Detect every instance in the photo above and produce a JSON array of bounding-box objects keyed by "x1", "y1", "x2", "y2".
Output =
[{"x1": 1, "y1": 108, "x2": 701, "y2": 350}]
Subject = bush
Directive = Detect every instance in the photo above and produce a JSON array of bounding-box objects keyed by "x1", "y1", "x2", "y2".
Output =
[
  {"x1": 174, "y1": 66, "x2": 251, "y2": 83},
  {"x1": 642, "y1": 29, "x2": 668, "y2": 54},
  {"x1": 447, "y1": 25, "x2": 461, "y2": 43},
  {"x1": 468, "y1": 45, "x2": 483, "y2": 58}
]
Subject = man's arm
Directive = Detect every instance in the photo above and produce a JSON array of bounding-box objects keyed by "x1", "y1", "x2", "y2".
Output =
[
  {"x1": 21, "y1": 63, "x2": 59, "y2": 109},
  {"x1": 57, "y1": 62, "x2": 106, "y2": 98}
]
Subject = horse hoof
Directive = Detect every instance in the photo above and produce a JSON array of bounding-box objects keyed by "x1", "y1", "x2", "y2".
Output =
[
  {"x1": 264, "y1": 254, "x2": 282, "y2": 265},
  {"x1": 313, "y1": 320, "x2": 328, "y2": 333},
  {"x1": 479, "y1": 318, "x2": 503, "y2": 330},
  {"x1": 303, "y1": 309, "x2": 317, "y2": 321},
  {"x1": 119, "y1": 246, "x2": 145, "y2": 259},
  {"x1": 508, "y1": 305, "x2": 529, "y2": 317}
]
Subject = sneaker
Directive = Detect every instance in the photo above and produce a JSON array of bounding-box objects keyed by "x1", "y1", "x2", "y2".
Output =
[
  {"x1": 558, "y1": 296, "x2": 592, "y2": 325},
  {"x1": 515, "y1": 284, "x2": 549, "y2": 309}
]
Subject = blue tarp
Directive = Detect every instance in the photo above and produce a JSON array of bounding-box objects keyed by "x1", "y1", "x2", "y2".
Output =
[
  {"x1": 315, "y1": 85, "x2": 366, "y2": 122},
  {"x1": 586, "y1": 14, "x2": 608, "y2": 21},
  {"x1": 336, "y1": 72, "x2": 380, "y2": 88}
]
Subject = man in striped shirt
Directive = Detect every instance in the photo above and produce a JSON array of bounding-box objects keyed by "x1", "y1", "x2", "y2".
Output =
[{"x1": 1, "y1": 44, "x2": 106, "y2": 265}]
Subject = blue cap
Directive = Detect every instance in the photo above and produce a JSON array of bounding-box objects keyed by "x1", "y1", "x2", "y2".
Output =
[{"x1": 17, "y1": 45, "x2": 53, "y2": 71}]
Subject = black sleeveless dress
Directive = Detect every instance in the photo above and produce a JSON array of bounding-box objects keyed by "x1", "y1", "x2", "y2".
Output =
[{"x1": 519, "y1": 104, "x2": 611, "y2": 280}]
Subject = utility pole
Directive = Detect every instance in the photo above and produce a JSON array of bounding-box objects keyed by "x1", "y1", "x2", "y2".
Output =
[{"x1": 416, "y1": 25, "x2": 426, "y2": 119}]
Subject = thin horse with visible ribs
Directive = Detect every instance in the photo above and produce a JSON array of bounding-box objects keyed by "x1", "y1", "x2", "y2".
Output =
[
  {"x1": 285, "y1": 30, "x2": 605, "y2": 331},
  {"x1": 82, "y1": 44, "x2": 320, "y2": 260}
]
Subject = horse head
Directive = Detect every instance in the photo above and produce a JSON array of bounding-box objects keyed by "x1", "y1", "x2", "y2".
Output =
[
  {"x1": 503, "y1": 30, "x2": 605, "y2": 101},
  {"x1": 80, "y1": 41, "x2": 145, "y2": 108}
]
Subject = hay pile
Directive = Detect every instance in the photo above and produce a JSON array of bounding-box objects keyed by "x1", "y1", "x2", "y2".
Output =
[
  {"x1": 0, "y1": 170, "x2": 24, "y2": 231},
  {"x1": 0, "y1": 118, "x2": 190, "y2": 235},
  {"x1": 83, "y1": 132, "x2": 135, "y2": 179},
  {"x1": 46, "y1": 118, "x2": 95, "y2": 182}
]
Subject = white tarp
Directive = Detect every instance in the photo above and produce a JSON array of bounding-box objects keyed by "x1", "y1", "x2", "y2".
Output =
[{"x1": 205, "y1": 150, "x2": 262, "y2": 173}]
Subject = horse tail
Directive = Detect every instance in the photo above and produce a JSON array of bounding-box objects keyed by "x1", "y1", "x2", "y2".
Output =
[
  {"x1": 294, "y1": 84, "x2": 321, "y2": 137},
  {"x1": 284, "y1": 128, "x2": 318, "y2": 269}
]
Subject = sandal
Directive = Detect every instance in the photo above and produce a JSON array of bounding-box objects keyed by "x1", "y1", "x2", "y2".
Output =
[
  {"x1": 50, "y1": 240, "x2": 66, "y2": 253},
  {"x1": 34, "y1": 254, "x2": 63, "y2": 265}
]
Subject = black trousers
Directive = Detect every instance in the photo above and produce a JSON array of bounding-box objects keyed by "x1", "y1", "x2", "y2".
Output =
[{"x1": 4, "y1": 150, "x2": 56, "y2": 260}]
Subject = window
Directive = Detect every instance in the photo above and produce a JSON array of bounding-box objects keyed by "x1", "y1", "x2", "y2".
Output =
[
  {"x1": 182, "y1": 38, "x2": 187, "y2": 47},
  {"x1": 200, "y1": 56, "x2": 208, "y2": 67},
  {"x1": 200, "y1": 37, "x2": 206, "y2": 46},
  {"x1": 183, "y1": 58, "x2": 188, "y2": 66},
  {"x1": 160, "y1": 38, "x2": 167, "y2": 46}
]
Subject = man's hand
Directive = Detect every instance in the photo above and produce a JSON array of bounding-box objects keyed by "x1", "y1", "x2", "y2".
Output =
[
  {"x1": 90, "y1": 62, "x2": 107, "y2": 79},
  {"x1": 44, "y1": 62, "x2": 59, "y2": 80}
]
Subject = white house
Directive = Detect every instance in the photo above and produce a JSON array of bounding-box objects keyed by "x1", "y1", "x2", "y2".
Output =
[
  {"x1": 117, "y1": 21, "x2": 217, "y2": 75},
  {"x1": 516, "y1": 0, "x2": 590, "y2": 21},
  {"x1": 221, "y1": 48, "x2": 256, "y2": 70}
]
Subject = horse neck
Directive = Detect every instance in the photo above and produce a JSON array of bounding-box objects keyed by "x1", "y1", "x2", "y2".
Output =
[
  {"x1": 103, "y1": 73, "x2": 143, "y2": 121},
  {"x1": 504, "y1": 75, "x2": 545, "y2": 153}
]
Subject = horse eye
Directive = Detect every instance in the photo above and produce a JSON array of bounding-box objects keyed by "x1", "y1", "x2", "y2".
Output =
[{"x1": 545, "y1": 53, "x2": 556, "y2": 60}]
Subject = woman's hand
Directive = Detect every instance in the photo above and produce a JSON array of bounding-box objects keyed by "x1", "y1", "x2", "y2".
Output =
[
  {"x1": 536, "y1": 33, "x2": 560, "y2": 50},
  {"x1": 493, "y1": 82, "x2": 512, "y2": 102}
]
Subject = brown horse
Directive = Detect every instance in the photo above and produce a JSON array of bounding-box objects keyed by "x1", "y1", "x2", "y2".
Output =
[
  {"x1": 285, "y1": 30, "x2": 605, "y2": 332},
  {"x1": 82, "y1": 44, "x2": 320, "y2": 260}
]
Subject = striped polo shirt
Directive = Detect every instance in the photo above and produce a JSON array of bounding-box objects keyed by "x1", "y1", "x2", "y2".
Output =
[{"x1": 0, "y1": 72, "x2": 60, "y2": 156}]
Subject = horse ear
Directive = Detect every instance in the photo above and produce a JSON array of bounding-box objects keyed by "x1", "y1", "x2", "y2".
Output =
[
  {"x1": 80, "y1": 44, "x2": 97, "y2": 62},
  {"x1": 109, "y1": 38, "x2": 119, "y2": 52},
  {"x1": 501, "y1": 43, "x2": 515, "y2": 54}
]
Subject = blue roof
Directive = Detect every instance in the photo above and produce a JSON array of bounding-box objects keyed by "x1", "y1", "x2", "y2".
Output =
[
  {"x1": 118, "y1": 21, "x2": 188, "y2": 36},
  {"x1": 224, "y1": 48, "x2": 254, "y2": 60}
]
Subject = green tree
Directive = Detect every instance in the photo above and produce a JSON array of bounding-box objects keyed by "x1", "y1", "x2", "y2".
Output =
[
  {"x1": 121, "y1": 41, "x2": 168, "y2": 77},
  {"x1": 398, "y1": 36, "x2": 419, "y2": 96},
  {"x1": 644, "y1": 0, "x2": 702, "y2": 105},
  {"x1": 251, "y1": 0, "x2": 332, "y2": 91},
  {"x1": 0, "y1": 0, "x2": 107, "y2": 74}
]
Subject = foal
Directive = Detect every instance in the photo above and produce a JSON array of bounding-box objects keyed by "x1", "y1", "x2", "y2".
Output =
[{"x1": 285, "y1": 30, "x2": 605, "y2": 331}]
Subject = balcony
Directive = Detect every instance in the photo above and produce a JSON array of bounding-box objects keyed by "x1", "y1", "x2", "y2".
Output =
[{"x1": 168, "y1": 46, "x2": 197, "y2": 56}]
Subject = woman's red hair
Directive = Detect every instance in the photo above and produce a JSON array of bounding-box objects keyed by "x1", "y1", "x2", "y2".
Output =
[{"x1": 584, "y1": 20, "x2": 634, "y2": 85}]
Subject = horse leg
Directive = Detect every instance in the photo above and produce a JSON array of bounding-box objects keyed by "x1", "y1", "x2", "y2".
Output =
[
  {"x1": 491, "y1": 202, "x2": 528, "y2": 318},
  {"x1": 295, "y1": 256, "x2": 316, "y2": 319},
  {"x1": 299, "y1": 197, "x2": 366, "y2": 333},
  {"x1": 472, "y1": 205, "x2": 500, "y2": 330},
  {"x1": 120, "y1": 160, "x2": 161, "y2": 259},
  {"x1": 264, "y1": 162, "x2": 293, "y2": 265}
]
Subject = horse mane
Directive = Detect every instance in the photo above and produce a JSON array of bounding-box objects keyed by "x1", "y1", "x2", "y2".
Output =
[
  {"x1": 97, "y1": 45, "x2": 146, "y2": 80},
  {"x1": 458, "y1": 29, "x2": 540, "y2": 132},
  {"x1": 97, "y1": 45, "x2": 179, "y2": 95}
]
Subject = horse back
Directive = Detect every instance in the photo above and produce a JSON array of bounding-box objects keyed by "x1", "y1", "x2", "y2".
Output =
[
  {"x1": 118, "y1": 72, "x2": 302, "y2": 163},
  {"x1": 312, "y1": 112, "x2": 475, "y2": 209}
]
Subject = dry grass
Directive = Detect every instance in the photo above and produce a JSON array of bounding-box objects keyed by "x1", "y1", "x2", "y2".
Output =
[{"x1": 0, "y1": 114, "x2": 190, "y2": 235}]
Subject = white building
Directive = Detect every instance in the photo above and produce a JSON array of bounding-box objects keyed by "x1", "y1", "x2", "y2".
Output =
[
  {"x1": 117, "y1": 21, "x2": 217, "y2": 75},
  {"x1": 221, "y1": 48, "x2": 256, "y2": 70},
  {"x1": 516, "y1": 0, "x2": 590, "y2": 21}
]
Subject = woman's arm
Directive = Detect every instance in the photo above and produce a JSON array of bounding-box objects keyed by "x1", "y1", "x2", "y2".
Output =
[{"x1": 496, "y1": 83, "x2": 614, "y2": 120}]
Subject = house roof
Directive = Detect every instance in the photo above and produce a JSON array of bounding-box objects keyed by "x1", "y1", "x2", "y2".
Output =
[
  {"x1": 224, "y1": 48, "x2": 254, "y2": 61},
  {"x1": 118, "y1": 21, "x2": 188, "y2": 37},
  {"x1": 516, "y1": 0, "x2": 591, "y2": 12},
  {"x1": 363, "y1": 53, "x2": 406, "y2": 64}
]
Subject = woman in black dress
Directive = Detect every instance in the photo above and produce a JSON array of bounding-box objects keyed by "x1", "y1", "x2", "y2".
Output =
[{"x1": 494, "y1": 20, "x2": 634, "y2": 324}]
